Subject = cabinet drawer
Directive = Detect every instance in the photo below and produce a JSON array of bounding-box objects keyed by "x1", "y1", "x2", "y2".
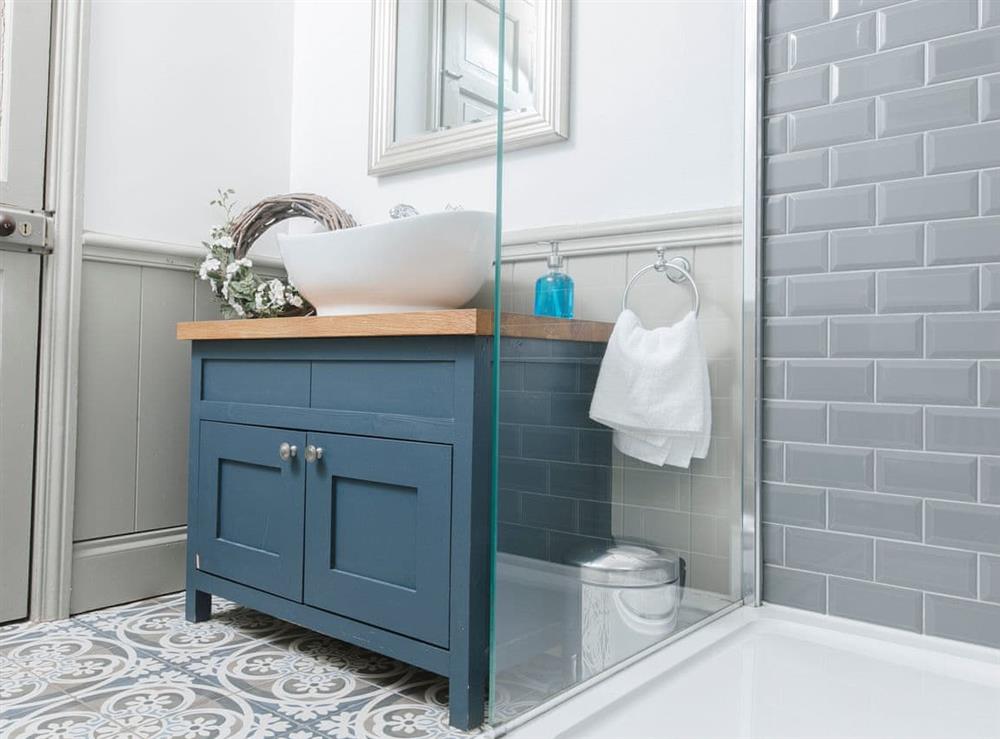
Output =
[
  {"x1": 303, "y1": 433, "x2": 452, "y2": 647},
  {"x1": 201, "y1": 359, "x2": 310, "y2": 407},
  {"x1": 310, "y1": 359, "x2": 456, "y2": 419}
]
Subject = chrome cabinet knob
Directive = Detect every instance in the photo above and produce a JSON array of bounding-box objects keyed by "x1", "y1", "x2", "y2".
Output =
[
  {"x1": 279, "y1": 442, "x2": 297, "y2": 461},
  {"x1": 304, "y1": 445, "x2": 324, "y2": 463}
]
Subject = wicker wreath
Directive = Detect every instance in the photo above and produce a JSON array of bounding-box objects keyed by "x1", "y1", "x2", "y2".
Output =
[
  {"x1": 230, "y1": 193, "x2": 357, "y2": 259},
  {"x1": 197, "y1": 190, "x2": 356, "y2": 319}
]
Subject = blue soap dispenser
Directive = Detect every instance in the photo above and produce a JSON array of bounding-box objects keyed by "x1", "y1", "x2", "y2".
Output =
[{"x1": 534, "y1": 241, "x2": 574, "y2": 319}]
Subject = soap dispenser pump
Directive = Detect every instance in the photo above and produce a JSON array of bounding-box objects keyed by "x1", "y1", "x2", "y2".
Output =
[{"x1": 534, "y1": 241, "x2": 574, "y2": 319}]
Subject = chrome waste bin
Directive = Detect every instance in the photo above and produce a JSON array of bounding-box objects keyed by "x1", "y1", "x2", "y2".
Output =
[{"x1": 566, "y1": 543, "x2": 683, "y2": 679}]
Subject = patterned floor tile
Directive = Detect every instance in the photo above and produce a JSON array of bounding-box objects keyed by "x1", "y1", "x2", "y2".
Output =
[
  {"x1": 1, "y1": 628, "x2": 163, "y2": 714},
  {"x1": 85, "y1": 683, "x2": 263, "y2": 738},
  {"x1": 0, "y1": 617, "x2": 90, "y2": 650},
  {"x1": 0, "y1": 593, "x2": 490, "y2": 739},
  {"x1": 0, "y1": 694, "x2": 126, "y2": 739},
  {"x1": 325, "y1": 690, "x2": 484, "y2": 739},
  {"x1": 80, "y1": 600, "x2": 295, "y2": 673},
  {"x1": 0, "y1": 619, "x2": 32, "y2": 641},
  {"x1": 270, "y1": 628, "x2": 441, "y2": 696},
  {"x1": 206, "y1": 637, "x2": 396, "y2": 724}
]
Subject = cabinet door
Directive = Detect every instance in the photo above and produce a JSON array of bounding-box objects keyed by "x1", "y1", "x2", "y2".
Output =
[
  {"x1": 304, "y1": 433, "x2": 452, "y2": 647},
  {"x1": 195, "y1": 422, "x2": 305, "y2": 601}
]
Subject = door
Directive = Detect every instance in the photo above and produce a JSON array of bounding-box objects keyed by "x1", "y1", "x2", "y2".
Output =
[
  {"x1": 195, "y1": 422, "x2": 305, "y2": 601},
  {"x1": 0, "y1": 0, "x2": 50, "y2": 624},
  {"x1": 0, "y1": 250, "x2": 40, "y2": 623},
  {"x1": 1, "y1": 0, "x2": 51, "y2": 209},
  {"x1": 440, "y1": 0, "x2": 535, "y2": 128},
  {"x1": 303, "y1": 433, "x2": 452, "y2": 647}
]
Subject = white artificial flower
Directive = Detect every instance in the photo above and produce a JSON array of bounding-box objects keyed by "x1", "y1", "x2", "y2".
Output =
[
  {"x1": 216, "y1": 235, "x2": 235, "y2": 250},
  {"x1": 221, "y1": 279, "x2": 230, "y2": 300},
  {"x1": 225, "y1": 258, "x2": 251, "y2": 276},
  {"x1": 230, "y1": 300, "x2": 245, "y2": 317},
  {"x1": 198, "y1": 257, "x2": 221, "y2": 280},
  {"x1": 268, "y1": 279, "x2": 286, "y2": 306},
  {"x1": 288, "y1": 292, "x2": 304, "y2": 308}
]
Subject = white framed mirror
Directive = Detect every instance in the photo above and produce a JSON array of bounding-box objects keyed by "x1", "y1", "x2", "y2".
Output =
[{"x1": 369, "y1": 0, "x2": 570, "y2": 176}]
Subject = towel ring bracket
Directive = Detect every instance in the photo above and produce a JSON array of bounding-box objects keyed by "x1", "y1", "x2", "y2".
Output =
[{"x1": 622, "y1": 247, "x2": 700, "y2": 316}]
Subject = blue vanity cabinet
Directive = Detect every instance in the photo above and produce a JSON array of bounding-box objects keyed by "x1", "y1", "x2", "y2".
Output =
[
  {"x1": 194, "y1": 421, "x2": 306, "y2": 602},
  {"x1": 178, "y1": 312, "x2": 611, "y2": 731},
  {"x1": 182, "y1": 333, "x2": 493, "y2": 731},
  {"x1": 303, "y1": 432, "x2": 453, "y2": 648}
]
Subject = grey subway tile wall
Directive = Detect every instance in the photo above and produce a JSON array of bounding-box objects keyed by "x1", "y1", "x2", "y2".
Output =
[
  {"x1": 876, "y1": 80, "x2": 979, "y2": 137},
  {"x1": 498, "y1": 338, "x2": 614, "y2": 562},
  {"x1": 765, "y1": 115, "x2": 789, "y2": 154},
  {"x1": 988, "y1": 0, "x2": 1000, "y2": 28},
  {"x1": 828, "y1": 576, "x2": 924, "y2": 631},
  {"x1": 788, "y1": 98, "x2": 876, "y2": 150},
  {"x1": 983, "y1": 73, "x2": 1000, "y2": 119},
  {"x1": 926, "y1": 27, "x2": 1000, "y2": 83},
  {"x1": 830, "y1": 133, "x2": 923, "y2": 186},
  {"x1": 497, "y1": 330, "x2": 738, "y2": 598},
  {"x1": 984, "y1": 170, "x2": 1000, "y2": 214},
  {"x1": 983, "y1": 554, "x2": 1000, "y2": 602},
  {"x1": 877, "y1": 0, "x2": 978, "y2": 50},
  {"x1": 763, "y1": 0, "x2": 1000, "y2": 647}
]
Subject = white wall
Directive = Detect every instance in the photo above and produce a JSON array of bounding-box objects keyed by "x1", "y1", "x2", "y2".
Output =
[
  {"x1": 289, "y1": 0, "x2": 743, "y2": 231},
  {"x1": 84, "y1": 0, "x2": 295, "y2": 254},
  {"x1": 83, "y1": 0, "x2": 743, "y2": 241}
]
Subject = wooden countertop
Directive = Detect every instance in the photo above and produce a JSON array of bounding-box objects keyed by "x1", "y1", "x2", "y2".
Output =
[{"x1": 176, "y1": 309, "x2": 613, "y2": 343}]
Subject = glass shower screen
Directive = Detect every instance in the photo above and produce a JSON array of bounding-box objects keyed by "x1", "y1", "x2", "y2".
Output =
[{"x1": 489, "y1": 0, "x2": 749, "y2": 724}]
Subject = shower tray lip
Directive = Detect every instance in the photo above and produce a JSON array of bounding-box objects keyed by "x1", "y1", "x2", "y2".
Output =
[{"x1": 501, "y1": 603, "x2": 1000, "y2": 739}]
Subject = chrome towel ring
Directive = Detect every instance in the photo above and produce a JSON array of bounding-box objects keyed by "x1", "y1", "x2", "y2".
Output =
[{"x1": 622, "y1": 247, "x2": 700, "y2": 316}]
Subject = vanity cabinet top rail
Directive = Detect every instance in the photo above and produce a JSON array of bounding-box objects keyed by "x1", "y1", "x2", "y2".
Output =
[{"x1": 177, "y1": 309, "x2": 613, "y2": 343}]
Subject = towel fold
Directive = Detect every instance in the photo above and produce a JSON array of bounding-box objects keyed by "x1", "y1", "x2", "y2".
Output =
[{"x1": 588, "y1": 309, "x2": 711, "y2": 468}]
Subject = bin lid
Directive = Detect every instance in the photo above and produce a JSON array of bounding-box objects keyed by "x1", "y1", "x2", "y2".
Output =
[{"x1": 566, "y1": 543, "x2": 680, "y2": 587}]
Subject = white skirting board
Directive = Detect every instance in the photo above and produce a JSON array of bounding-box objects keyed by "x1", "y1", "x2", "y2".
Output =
[{"x1": 70, "y1": 526, "x2": 186, "y2": 615}]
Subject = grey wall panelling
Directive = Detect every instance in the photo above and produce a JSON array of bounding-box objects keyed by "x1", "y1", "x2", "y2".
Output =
[
  {"x1": 136, "y1": 269, "x2": 196, "y2": 530},
  {"x1": 71, "y1": 246, "x2": 222, "y2": 613},
  {"x1": 75, "y1": 214, "x2": 740, "y2": 614},
  {"x1": 75, "y1": 262, "x2": 142, "y2": 540},
  {"x1": 763, "y1": 0, "x2": 1000, "y2": 648}
]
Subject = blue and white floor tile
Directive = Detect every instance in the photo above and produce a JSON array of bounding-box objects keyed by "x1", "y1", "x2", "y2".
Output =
[{"x1": 0, "y1": 593, "x2": 490, "y2": 738}]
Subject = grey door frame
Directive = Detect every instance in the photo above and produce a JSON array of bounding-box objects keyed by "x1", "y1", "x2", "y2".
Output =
[{"x1": 29, "y1": 0, "x2": 89, "y2": 622}]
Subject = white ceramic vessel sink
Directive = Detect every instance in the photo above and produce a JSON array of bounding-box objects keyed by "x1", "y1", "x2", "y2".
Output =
[{"x1": 277, "y1": 210, "x2": 495, "y2": 316}]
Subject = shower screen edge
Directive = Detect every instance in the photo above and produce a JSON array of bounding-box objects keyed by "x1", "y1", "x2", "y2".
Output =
[{"x1": 742, "y1": 0, "x2": 764, "y2": 608}]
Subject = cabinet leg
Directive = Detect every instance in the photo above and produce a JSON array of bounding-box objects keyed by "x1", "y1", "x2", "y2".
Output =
[
  {"x1": 448, "y1": 671, "x2": 486, "y2": 731},
  {"x1": 186, "y1": 588, "x2": 211, "y2": 623}
]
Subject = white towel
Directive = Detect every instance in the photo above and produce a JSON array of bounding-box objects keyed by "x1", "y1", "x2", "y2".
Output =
[{"x1": 588, "y1": 309, "x2": 711, "y2": 468}]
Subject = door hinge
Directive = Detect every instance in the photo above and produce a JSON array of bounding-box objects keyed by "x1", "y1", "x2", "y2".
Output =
[{"x1": 195, "y1": 553, "x2": 201, "y2": 570}]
